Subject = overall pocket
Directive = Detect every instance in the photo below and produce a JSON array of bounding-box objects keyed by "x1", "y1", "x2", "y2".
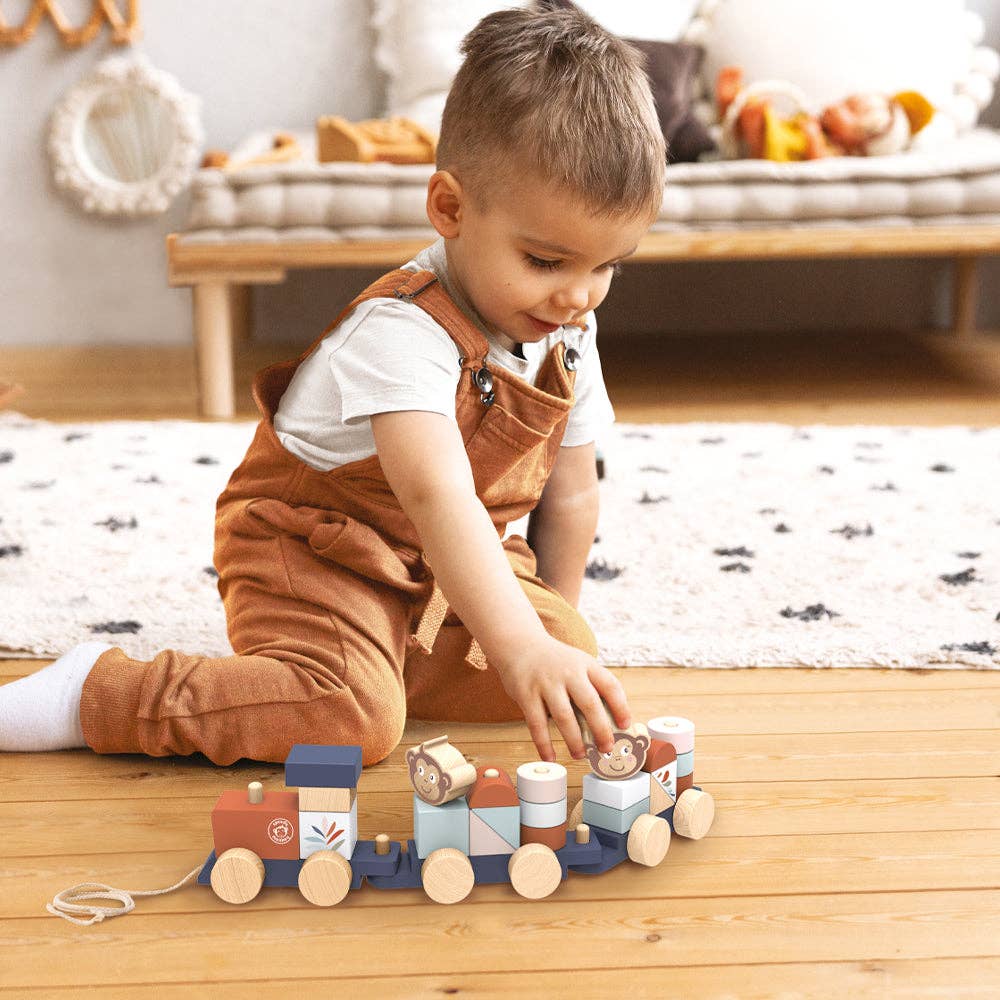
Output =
[{"x1": 463, "y1": 402, "x2": 551, "y2": 507}]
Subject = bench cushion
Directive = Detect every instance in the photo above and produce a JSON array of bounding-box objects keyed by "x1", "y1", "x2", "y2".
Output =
[{"x1": 180, "y1": 127, "x2": 1000, "y2": 243}]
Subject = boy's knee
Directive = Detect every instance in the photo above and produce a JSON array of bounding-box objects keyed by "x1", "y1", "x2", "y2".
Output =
[{"x1": 288, "y1": 693, "x2": 406, "y2": 769}]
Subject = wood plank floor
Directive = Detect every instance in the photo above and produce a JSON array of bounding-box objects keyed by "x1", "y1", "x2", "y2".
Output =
[{"x1": 2, "y1": 331, "x2": 999, "y2": 997}]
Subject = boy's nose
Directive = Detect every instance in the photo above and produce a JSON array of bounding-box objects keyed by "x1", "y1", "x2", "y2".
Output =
[{"x1": 552, "y1": 284, "x2": 590, "y2": 315}]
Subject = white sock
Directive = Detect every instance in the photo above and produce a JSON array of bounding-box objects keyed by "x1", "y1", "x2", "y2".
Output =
[{"x1": 0, "y1": 641, "x2": 114, "y2": 751}]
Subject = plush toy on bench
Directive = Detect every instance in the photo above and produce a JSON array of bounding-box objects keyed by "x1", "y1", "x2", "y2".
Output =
[{"x1": 717, "y1": 66, "x2": 935, "y2": 160}]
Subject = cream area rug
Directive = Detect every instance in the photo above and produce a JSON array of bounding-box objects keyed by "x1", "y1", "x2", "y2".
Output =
[{"x1": 0, "y1": 412, "x2": 997, "y2": 669}]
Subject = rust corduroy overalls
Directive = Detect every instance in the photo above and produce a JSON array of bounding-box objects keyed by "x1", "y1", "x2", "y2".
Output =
[{"x1": 79, "y1": 268, "x2": 598, "y2": 766}]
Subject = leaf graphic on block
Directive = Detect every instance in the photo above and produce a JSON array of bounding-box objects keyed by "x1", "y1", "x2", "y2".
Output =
[{"x1": 326, "y1": 823, "x2": 345, "y2": 846}]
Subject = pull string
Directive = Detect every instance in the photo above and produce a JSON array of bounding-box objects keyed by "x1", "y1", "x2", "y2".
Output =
[{"x1": 46, "y1": 864, "x2": 203, "y2": 926}]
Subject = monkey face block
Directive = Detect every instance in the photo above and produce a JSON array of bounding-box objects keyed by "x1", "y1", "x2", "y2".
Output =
[{"x1": 406, "y1": 735, "x2": 477, "y2": 805}]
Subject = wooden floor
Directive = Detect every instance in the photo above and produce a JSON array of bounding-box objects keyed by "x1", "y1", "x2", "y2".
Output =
[{"x1": 2, "y1": 330, "x2": 1000, "y2": 997}]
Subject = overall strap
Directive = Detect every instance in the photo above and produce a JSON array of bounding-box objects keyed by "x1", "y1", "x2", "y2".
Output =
[{"x1": 313, "y1": 268, "x2": 490, "y2": 370}]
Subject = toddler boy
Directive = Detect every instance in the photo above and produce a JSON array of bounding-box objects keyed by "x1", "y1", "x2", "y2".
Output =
[{"x1": 0, "y1": 1, "x2": 666, "y2": 767}]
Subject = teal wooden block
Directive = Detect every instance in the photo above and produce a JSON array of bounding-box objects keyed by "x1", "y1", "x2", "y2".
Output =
[
  {"x1": 676, "y1": 749, "x2": 694, "y2": 777},
  {"x1": 583, "y1": 796, "x2": 650, "y2": 835},
  {"x1": 413, "y1": 793, "x2": 470, "y2": 859}
]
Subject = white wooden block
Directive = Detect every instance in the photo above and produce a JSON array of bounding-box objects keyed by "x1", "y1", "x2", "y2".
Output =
[
  {"x1": 299, "y1": 798, "x2": 358, "y2": 861},
  {"x1": 583, "y1": 771, "x2": 651, "y2": 811}
]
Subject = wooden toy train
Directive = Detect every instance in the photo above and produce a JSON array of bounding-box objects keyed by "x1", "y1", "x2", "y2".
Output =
[{"x1": 198, "y1": 712, "x2": 716, "y2": 905}]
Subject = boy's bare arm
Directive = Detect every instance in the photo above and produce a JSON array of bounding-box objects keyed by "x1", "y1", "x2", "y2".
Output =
[
  {"x1": 371, "y1": 410, "x2": 630, "y2": 762},
  {"x1": 526, "y1": 441, "x2": 600, "y2": 608}
]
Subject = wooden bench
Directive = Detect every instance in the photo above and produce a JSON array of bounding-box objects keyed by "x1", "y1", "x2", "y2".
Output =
[{"x1": 167, "y1": 225, "x2": 1000, "y2": 419}]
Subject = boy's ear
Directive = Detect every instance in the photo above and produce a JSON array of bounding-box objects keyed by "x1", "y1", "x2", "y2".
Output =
[{"x1": 426, "y1": 170, "x2": 465, "y2": 238}]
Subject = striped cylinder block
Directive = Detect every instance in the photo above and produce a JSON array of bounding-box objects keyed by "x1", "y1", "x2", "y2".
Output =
[{"x1": 517, "y1": 761, "x2": 567, "y2": 848}]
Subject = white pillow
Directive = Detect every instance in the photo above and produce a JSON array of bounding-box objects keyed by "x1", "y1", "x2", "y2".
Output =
[
  {"x1": 372, "y1": 0, "x2": 701, "y2": 133},
  {"x1": 685, "y1": 0, "x2": 999, "y2": 138},
  {"x1": 372, "y1": 1, "x2": 529, "y2": 133}
]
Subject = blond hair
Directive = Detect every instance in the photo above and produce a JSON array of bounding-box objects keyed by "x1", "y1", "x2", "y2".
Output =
[{"x1": 436, "y1": 1, "x2": 665, "y2": 221}]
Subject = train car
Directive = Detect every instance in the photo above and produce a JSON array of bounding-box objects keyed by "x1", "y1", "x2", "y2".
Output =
[{"x1": 198, "y1": 717, "x2": 715, "y2": 906}]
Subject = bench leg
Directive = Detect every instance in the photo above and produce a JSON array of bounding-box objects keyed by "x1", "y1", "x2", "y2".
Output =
[
  {"x1": 229, "y1": 283, "x2": 253, "y2": 344},
  {"x1": 192, "y1": 281, "x2": 235, "y2": 419},
  {"x1": 953, "y1": 257, "x2": 979, "y2": 339}
]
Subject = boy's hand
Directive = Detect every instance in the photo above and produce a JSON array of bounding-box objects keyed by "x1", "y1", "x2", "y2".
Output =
[{"x1": 495, "y1": 633, "x2": 631, "y2": 763}]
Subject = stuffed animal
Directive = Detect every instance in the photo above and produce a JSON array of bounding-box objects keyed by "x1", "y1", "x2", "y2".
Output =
[{"x1": 717, "y1": 67, "x2": 934, "y2": 161}]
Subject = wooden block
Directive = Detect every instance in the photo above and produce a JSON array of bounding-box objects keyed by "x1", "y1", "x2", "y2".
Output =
[
  {"x1": 297, "y1": 850, "x2": 352, "y2": 906},
  {"x1": 642, "y1": 738, "x2": 677, "y2": 773},
  {"x1": 316, "y1": 114, "x2": 437, "y2": 164},
  {"x1": 646, "y1": 740, "x2": 678, "y2": 801},
  {"x1": 508, "y1": 843, "x2": 563, "y2": 899},
  {"x1": 567, "y1": 798, "x2": 584, "y2": 831},
  {"x1": 677, "y1": 772, "x2": 694, "y2": 795},
  {"x1": 520, "y1": 823, "x2": 568, "y2": 851},
  {"x1": 649, "y1": 774, "x2": 675, "y2": 815},
  {"x1": 582, "y1": 797, "x2": 650, "y2": 835},
  {"x1": 573, "y1": 704, "x2": 650, "y2": 779},
  {"x1": 284, "y1": 744, "x2": 363, "y2": 788},
  {"x1": 414, "y1": 793, "x2": 470, "y2": 859},
  {"x1": 676, "y1": 749, "x2": 695, "y2": 777},
  {"x1": 516, "y1": 761, "x2": 567, "y2": 803},
  {"x1": 582, "y1": 771, "x2": 650, "y2": 811},
  {"x1": 647, "y1": 716, "x2": 695, "y2": 754},
  {"x1": 519, "y1": 796, "x2": 567, "y2": 828},
  {"x1": 298, "y1": 786, "x2": 356, "y2": 812},
  {"x1": 672, "y1": 788, "x2": 715, "y2": 840},
  {"x1": 211, "y1": 789, "x2": 299, "y2": 861},
  {"x1": 469, "y1": 806, "x2": 519, "y2": 856},
  {"x1": 627, "y1": 813, "x2": 671, "y2": 867},
  {"x1": 209, "y1": 847, "x2": 265, "y2": 905},
  {"x1": 421, "y1": 848, "x2": 475, "y2": 904},
  {"x1": 467, "y1": 764, "x2": 518, "y2": 808},
  {"x1": 407, "y1": 735, "x2": 477, "y2": 805},
  {"x1": 299, "y1": 798, "x2": 358, "y2": 861}
]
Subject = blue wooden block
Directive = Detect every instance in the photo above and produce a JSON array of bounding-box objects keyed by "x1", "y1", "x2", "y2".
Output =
[
  {"x1": 367, "y1": 841, "x2": 424, "y2": 890},
  {"x1": 583, "y1": 796, "x2": 650, "y2": 834},
  {"x1": 197, "y1": 851, "x2": 215, "y2": 885},
  {"x1": 414, "y1": 793, "x2": 470, "y2": 859},
  {"x1": 470, "y1": 851, "x2": 514, "y2": 885},
  {"x1": 556, "y1": 831, "x2": 603, "y2": 874},
  {"x1": 284, "y1": 744, "x2": 363, "y2": 788},
  {"x1": 567, "y1": 824, "x2": 629, "y2": 875},
  {"x1": 676, "y1": 749, "x2": 694, "y2": 777},
  {"x1": 350, "y1": 839, "x2": 402, "y2": 878}
]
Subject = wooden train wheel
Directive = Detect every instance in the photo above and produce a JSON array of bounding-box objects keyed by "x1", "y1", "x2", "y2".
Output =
[
  {"x1": 508, "y1": 843, "x2": 562, "y2": 899},
  {"x1": 567, "y1": 798, "x2": 584, "y2": 831},
  {"x1": 672, "y1": 788, "x2": 715, "y2": 840},
  {"x1": 210, "y1": 847, "x2": 265, "y2": 904},
  {"x1": 627, "y1": 813, "x2": 671, "y2": 867},
  {"x1": 298, "y1": 850, "x2": 353, "y2": 906},
  {"x1": 421, "y1": 848, "x2": 475, "y2": 904}
]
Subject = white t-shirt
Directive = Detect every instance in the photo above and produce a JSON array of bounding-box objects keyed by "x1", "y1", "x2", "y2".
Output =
[{"x1": 273, "y1": 237, "x2": 616, "y2": 471}]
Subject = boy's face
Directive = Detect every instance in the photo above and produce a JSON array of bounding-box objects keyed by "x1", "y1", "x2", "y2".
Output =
[{"x1": 428, "y1": 170, "x2": 652, "y2": 352}]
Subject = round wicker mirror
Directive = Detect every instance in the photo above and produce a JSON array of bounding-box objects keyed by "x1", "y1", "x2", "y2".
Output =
[{"x1": 48, "y1": 53, "x2": 203, "y2": 217}]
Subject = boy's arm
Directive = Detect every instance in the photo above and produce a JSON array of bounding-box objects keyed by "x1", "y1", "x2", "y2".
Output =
[
  {"x1": 372, "y1": 409, "x2": 628, "y2": 762},
  {"x1": 526, "y1": 442, "x2": 600, "y2": 608}
]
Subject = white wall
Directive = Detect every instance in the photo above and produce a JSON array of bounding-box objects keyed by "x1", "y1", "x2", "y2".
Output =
[
  {"x1": 0, "y1": 0, "x2": 381, "y2": 346},
  {"x1": 1, "y1": 0, "x2": 998, "y2": 350}
]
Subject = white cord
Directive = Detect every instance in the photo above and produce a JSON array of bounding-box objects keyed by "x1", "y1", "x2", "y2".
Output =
[{"x1": 45, "y1": 865, "x2": 204, "y2": 926}]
